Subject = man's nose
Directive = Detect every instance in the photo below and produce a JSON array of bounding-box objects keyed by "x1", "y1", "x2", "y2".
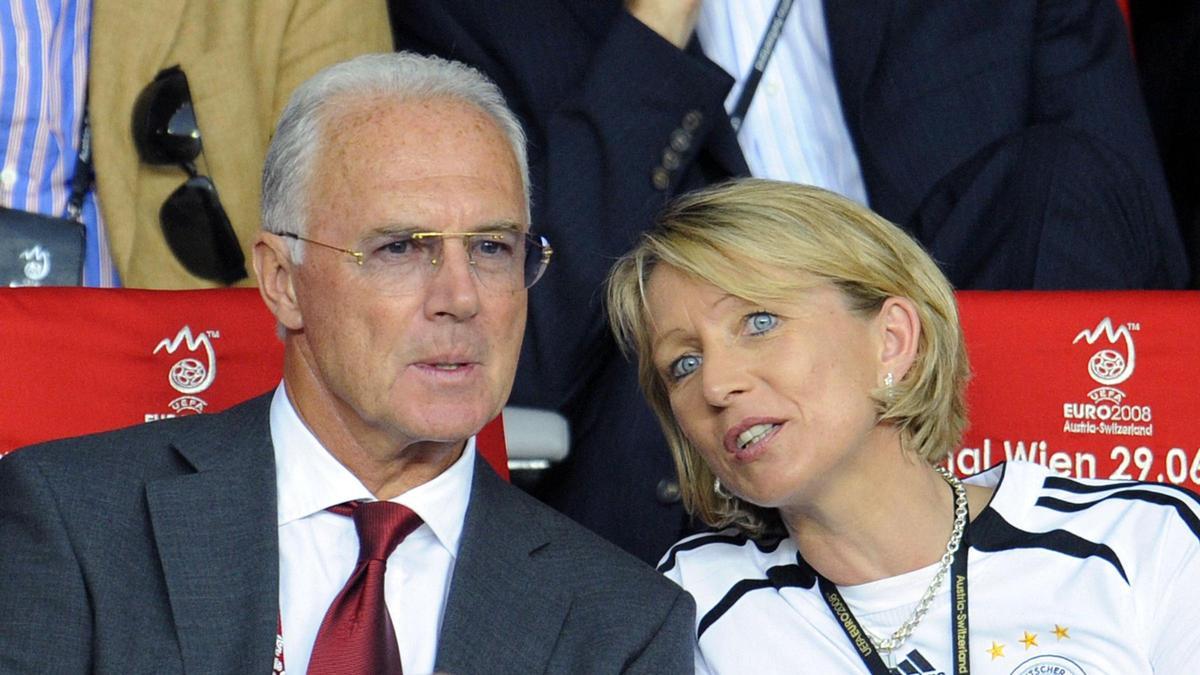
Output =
[{"x1": 424, "y1": 241, "x2": 481, "y2": 320}]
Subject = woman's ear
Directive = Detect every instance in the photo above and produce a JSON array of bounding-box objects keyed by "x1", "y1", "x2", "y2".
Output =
[
  {"x1": 254, "y1": 233, "x2": 304, "y2": 332},
  {"x1": 877, "y1": 296, "x2": 921, "y2": 382}
]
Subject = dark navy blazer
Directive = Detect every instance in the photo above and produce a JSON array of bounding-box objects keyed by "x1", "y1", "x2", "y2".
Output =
[{"x1": 391, "y1": 0, "x2": 1187, "y2": 562}]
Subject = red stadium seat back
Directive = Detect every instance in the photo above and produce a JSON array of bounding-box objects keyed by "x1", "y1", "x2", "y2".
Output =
[
  {"x1": 954, "y1": 291, "x2": 1200, "y2": 490},
  {"x1": 0, "y1": 287, "x2": 509, "y2": 479}
]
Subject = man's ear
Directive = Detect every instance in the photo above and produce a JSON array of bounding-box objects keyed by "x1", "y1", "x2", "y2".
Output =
[
  {"x1": 254, "y1": 233, "x2": 304, "y2": 332},
  {"x1": 877, "y1": 296, "x2": 921, "y2": 382}
]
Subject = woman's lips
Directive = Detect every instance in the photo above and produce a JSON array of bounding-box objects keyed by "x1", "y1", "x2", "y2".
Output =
[{"x1": 724, "y1": 419, "x2": 783, "y2": 462}]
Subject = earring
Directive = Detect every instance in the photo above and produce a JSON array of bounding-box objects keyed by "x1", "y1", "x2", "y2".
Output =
[
  {"x1": 714, "y1": 477, "x2": 731, "y2": 500},
  {"x1": 884, "y1": 372, "x2": 894, "y2": 388}
]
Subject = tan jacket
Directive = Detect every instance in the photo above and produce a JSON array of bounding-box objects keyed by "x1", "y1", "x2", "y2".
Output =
[{"x1": 89, "y1": 0, "x2": 393, "y2": 288}]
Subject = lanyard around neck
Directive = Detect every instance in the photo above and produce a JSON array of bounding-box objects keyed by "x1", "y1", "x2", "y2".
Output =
[
  {"x1": 728, "y1": 0, "x2": 795, "y2": 133},
  {"x1": 817, "y1": 531, "x2": 972, "y2": 675},
  {"x1": 65, "y1": 106, "x2": 94, "y2": 222}
]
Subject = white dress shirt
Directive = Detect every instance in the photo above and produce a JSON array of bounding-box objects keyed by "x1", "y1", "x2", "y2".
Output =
[
  {"x1": 271, "y1": 383, "x2": 474, "y2": 675},
  {"x1": 696, "y1": 0, "x2": 869, "y2": 205}
]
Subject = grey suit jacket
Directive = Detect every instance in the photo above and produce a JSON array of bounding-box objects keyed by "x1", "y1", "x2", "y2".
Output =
[{"x1": 0, "y1": 394, "x2": 694, "y2": 674}]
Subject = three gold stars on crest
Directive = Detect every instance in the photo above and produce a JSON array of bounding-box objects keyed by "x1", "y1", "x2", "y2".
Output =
[{"x1": 987, "y1": 625, "x2": 1070, "y2": 660}]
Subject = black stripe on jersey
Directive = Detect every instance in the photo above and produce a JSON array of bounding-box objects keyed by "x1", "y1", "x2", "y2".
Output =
[
  {"x1": 1044, "y1": 474, "x2": 1200, "y2": 509},
  {"x1": 1037, "y1": 490, "x2": 1200, "y2": 544},
  {"x1": 697, "y1": 578, "x2": 774, "y2": 638},
  {"x1": 696, "y1": 561, "x2": 817, "y2": 638},
  {"x1": 907, "y1": 649, "x2": 936, "y2": 671},
  {"x1": 892, "y1": 649, "x2": 937, "y2": 674},
  {"x1": 658, "y1": 533, "x2": 786, "y2": 573},
  {"x1": 970, "y1": 508, "x2": 1128, "y2": 582},
  {"x1": 1044, "y1": 476, "x2": 1137, "y2": 494}
]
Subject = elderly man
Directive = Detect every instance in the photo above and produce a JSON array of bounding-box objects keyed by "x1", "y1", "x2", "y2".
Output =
[{"x1": 0, "y1": 53, "x2": 693, "y2": 674}]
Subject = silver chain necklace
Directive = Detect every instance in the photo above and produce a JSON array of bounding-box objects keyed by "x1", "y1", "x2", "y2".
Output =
[{"x1": 866, "y1": 465, "x2": 968, "y2": 655}]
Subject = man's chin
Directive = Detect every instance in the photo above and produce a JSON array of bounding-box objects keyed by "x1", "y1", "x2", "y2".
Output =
[{"x1": 399, "y1": 404, "x2": 501, "y2": 443}]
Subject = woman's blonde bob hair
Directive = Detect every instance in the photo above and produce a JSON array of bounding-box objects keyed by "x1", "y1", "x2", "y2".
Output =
[{"x1": 606, "y1": 179, "x2": 970, "y2": 535}]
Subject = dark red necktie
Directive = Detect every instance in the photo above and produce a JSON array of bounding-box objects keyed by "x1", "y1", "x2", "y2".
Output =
[{"x1": 308, "y1": 500, "x2": 423, "y2": 675}]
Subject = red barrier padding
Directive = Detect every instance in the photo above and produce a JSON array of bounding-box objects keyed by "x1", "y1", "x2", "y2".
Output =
[
  {"x1": 5, "y1": 288, "x2": 1193, "y2": 489},
  {"x1": 0, "y1": 288, "x2": 508, "y2": 480},
  {"x1": 954, "y1": 291, "x2": 1200, "y2": 489}
]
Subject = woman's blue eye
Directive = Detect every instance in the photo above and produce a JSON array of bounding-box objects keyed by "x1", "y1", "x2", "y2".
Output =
[
  {"x1": 669, "y1": 354, "x2": 701, "y2": 380},
  {"x1": 747, "y1": 312, "x2": 777, "y2": 335}
]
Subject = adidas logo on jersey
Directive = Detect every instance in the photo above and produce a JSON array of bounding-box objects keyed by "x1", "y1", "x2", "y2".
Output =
[{"x1": 889, "y1": 649, "x2": 942, "y2": 675}]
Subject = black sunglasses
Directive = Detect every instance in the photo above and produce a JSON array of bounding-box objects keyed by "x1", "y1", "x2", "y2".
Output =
[{"x1": 131, "y1": 66, "x2": 247, "y2": 284}]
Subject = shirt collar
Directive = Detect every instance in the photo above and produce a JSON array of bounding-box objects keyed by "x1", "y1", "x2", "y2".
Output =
[{"x1": 270, "y1": 382, "x2": 474, "y2": 556}]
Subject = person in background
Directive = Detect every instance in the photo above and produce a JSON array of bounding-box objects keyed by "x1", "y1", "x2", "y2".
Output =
[
  {"x1": 607, "y1": 178, "x2": 1200, "y2": 674},
  {"x1": 0, "y1": 52, "x2": 693, "y2": 674},
  {"x1": 389, "y1": 0, "x2": 1188, "y2": 565},
  {"x1": 1131, "y1": 1, "x2": 1200, "y2": 287},
  {"x1": 0, "y1": 0, "x2": 391, "y2": 288}
]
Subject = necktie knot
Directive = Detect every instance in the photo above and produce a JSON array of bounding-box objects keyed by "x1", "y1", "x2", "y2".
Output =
[
  {"x1": 335, "y1": 500, "x2": 423, "y2": 562},
  {"x1": 355, "y1": 500, "x2": 423, "y2": 562}
]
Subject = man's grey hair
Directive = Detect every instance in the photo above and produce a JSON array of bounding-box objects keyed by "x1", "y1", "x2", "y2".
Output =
[{"x1": 261, "y1": 52, "x2": 530, "y2": 260}]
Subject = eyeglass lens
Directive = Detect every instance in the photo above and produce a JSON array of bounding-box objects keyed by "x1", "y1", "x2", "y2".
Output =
[
  {"x1": 132, "y1": 66, "x2": 246, "y2": 284},
  {"x1": 386, "y1": 232, "x2": 548, "y2": 292},
  {"x1": 288, "y1": 230, "x2": 551, "y2": 293},
  {"x1": 160, "y1": 177, "x2": 247, "y2": 285},
  {"x1": 131, "y1": 67, "x2": 202, "y2": 166}
]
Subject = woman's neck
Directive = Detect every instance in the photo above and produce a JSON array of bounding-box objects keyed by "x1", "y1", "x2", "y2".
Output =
[{"x1": 781, "y1": 451, "x2": 991, "y2": 586}]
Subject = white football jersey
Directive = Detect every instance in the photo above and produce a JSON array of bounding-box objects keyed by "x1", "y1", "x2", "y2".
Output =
[{"x1": 660, "y1": 461, "x2": 1200, "y2": 674}]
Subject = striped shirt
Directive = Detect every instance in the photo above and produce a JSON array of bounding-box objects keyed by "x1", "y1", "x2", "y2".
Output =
[
  {"x1": 661, "y1": 461, "x2": 1200, "y2": 674},
  {"x1": 695, "y1": 0, "x2": 869, "y2": 206},
  {"x1": 1, "y1": 0, "x2": 118, "y2": 286}
]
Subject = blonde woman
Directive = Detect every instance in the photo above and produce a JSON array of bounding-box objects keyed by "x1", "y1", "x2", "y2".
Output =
[{"x1": 607, "y1": 178, "x2": 1200, "y2": 674}]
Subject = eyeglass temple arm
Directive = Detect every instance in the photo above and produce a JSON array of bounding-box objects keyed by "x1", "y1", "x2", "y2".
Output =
[{"x1": 276, "y1": 232, "x2": 364, "y2": 265}]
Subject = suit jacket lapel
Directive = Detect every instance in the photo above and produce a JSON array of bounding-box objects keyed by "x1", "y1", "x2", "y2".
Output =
[
  {"x1": 435, "y1": 457, "x2": 572, "y2": 674},
  {"x1": 146, "y1": 395, "x2": 279, "y2": 674},
  {"x1": 823, "y1": 0, "x2": 892, "y2": 134}
]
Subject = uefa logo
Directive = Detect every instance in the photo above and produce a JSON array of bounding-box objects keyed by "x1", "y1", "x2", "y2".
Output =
[
  {"x1": 1073, "y1": 318, "x2": 1135, "y2": 391},
  {"x1": 150, "y1": 326, "x2": 218, "y2": 418},
  {"x1": 1063, "y1": 317, "x2": 1152, "y2": 436},
  {"x1": 169, "y1": 358, "x2": 210, "y2": 393},
  {"x1": 7, "y1": 245, "x2": 52, "y2": 287}
]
